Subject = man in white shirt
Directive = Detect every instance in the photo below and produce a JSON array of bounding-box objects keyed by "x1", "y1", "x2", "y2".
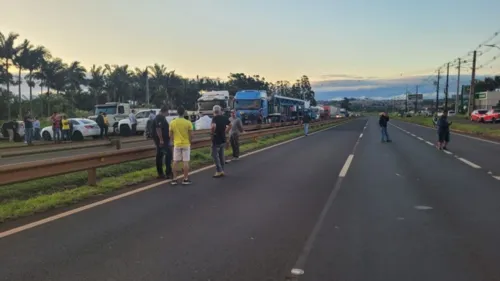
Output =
[{"x1": 129, "y1": 110, "x2": 137, "y2": 136}]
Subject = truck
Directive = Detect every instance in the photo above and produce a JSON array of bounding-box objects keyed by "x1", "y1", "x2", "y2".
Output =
[
  {"x1": 234, "y1": 90, "x2": 269, "y2": 124},
  {"x1": 88, "y1": 102, "x2": 131, "y2": 134},
  {"x1": 234, "y1": 90, "x2": 308, "y2": 124},
  {"x1": 197, "y1": 90, "x2": 232, "y2": 117},
  {"x1": 117, "y1": 109, "x2": 179, "y2": 136}
]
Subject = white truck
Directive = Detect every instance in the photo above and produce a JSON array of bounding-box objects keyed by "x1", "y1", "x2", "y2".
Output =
[
  {"x1": 197, "y1": 90, "x2": 232, "y2": 117},
  {"x1": 117, "y1": 109, "x2": 179, "y2": 136},
  {"x1": 88, "y1": 102, "x2": 131, "y2": 134}
]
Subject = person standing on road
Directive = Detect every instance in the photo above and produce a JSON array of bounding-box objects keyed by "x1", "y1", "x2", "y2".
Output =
[
  {"x1": 169, "y1": 107, "x2": 193, "y2": 185},
  {"x1": 211, "y1": 105, "x2": 232, "y2": 178},
  {"x1": 302, "y1": 111, "x2": 311, "y2": 136},
  {"x1": 152, "y1": 106, "x2": 173, "y2": 180},
  {"x1": 129, "y1": 109, "x2": 137, "y2": 136},
  {"x1": 146, "y1": 110, "x2": 156, "y2": 138},
  {"x1": 437, "y1": 111, "x2": 452, "y2": 150},
  {"x1": 229, "y1": 110, "x2": 244, "y2": 160},
  {"x1": 62, "y1": 115, "x2": 71, "y2": 141},
  {"x1": 24, "y1": 111, "x2": 34, "y2": 145},
  {"x1": 33, "y1": 117, "x2": 41, "y2": 140},
  {"x1": 50, "y1": 112, "x2": 61, "y2": 143},
  {"x1": 379, "y1": 112, "x2": 391, "y2": 143},
  {"x1": 96, "y1": 112, "x2": 107, "y2": 139},
  {"x1": 4, "y1": 120, "x2": 17, "y2": 142}
]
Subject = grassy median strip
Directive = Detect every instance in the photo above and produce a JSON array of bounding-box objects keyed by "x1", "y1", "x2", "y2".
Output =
[
  {"x1": 391, "y1": 115, "x2": 500, "y2": 138},
  {"x1": 0, "y1": 121, "x2": 344, "y2": 222}
]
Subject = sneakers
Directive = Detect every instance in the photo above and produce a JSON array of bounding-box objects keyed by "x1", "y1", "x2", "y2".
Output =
[
  {"x1": 170, "y1": 178, "x2": 192, "y2": 185},
  {"x1": 213, "y1": 172, "x2": 224, "y2": 178}
]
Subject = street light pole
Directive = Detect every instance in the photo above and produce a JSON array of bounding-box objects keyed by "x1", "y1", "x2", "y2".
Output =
[
  {"x1": 455, "y1": 58, "x2": 461, "y2": 113},
  {"x1": 444, "y1": 63, "x2": 450, "y2": 111}
]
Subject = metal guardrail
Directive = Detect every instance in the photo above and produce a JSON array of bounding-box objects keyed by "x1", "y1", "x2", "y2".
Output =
[
  {"x1": 0, "y1": 119, "x2": 345, "y2": 187},
  {"x1": 0, "y1": 121, "x2": 303, "y2": 158}
]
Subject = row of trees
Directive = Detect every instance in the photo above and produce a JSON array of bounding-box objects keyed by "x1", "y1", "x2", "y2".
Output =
[{"x1": 1, "y1": 30, "x2": 316, "y2": 120}]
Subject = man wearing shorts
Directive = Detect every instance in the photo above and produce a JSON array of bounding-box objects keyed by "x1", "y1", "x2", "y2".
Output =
[{"x1": 169, "y1": 106, "x2": 193, "y2": 185}]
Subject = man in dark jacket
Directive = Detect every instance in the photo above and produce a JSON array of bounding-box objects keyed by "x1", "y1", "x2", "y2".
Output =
[
  {"x1": 437, "y1": 111, "x2": 452, "y2": 150},
  {"x1": 379, "y1": 112, "x2": 391, "y2": 142},
  {"x1": 96, "y1": 112, "x2": 107, "y2": 139}
]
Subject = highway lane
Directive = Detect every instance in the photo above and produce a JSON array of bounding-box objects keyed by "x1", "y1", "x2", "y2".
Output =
[
  {"x1": 0, "y1": 118, "x2": 366, "y2": 281},
  {"x1": 389, "y1": 119, "x2": 500, "y2": 180},
  {"x1": 301, "y1": 117, "x2": 500, "y2": 281}
]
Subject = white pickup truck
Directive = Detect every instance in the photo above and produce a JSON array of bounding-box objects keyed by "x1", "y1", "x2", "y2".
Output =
[{"x1": 117, "y1": 109, "x2": 179, "y2": 136}]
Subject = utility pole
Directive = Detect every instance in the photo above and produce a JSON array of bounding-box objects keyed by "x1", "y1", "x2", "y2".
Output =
[
  {"x1": 467, "y1": 50, "x2": 477, "y2": 116},
  {"x1": 444, "y1": 62, "x2": 450, "y2": 111},
  {"x1": 455, "y1": 58, "x2": 461, "y2": 113},
  {"x1": 405, "y1": 86, "x2": 408, "y2": 113},
  {"x1": 415, "y1": 85, "x2": 419, "y2": 113},
  {"x1": 435, "y1": 70, "x2": 440, "y2": 113},
  {"x1": 145, "y1": 74, "x2": 150, "y2": 106}
]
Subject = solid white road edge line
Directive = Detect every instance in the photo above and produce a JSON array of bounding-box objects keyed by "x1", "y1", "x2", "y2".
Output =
[
  {"x1": 0, "y1": 120, "x2": 357, "y2": 239},
  {"x1": 457, "y1": 157, "x2": 481, "y2": 169},
  {"x1": 339, "y1": 154, "x2": 354, "y2": 177}
]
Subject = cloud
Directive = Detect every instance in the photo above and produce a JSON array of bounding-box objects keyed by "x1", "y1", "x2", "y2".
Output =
[{"x1": 312, "y1": 74, "x2": 484, "y2": 101}]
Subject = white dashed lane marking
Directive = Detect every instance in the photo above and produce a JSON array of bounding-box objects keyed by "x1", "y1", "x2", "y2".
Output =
[
  {"x1": 457, "y1": 157, "x2": 481, "y2": 169},
  {"x1": 389, "y1": 122, "x2": 493, "y2": 174}
]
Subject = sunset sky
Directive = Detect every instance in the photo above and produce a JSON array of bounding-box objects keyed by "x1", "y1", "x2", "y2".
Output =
[{"x1": 2, "y1": 0, "x2": 500, "y2": 99}]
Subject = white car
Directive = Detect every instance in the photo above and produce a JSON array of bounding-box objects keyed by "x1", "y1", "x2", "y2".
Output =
[
  {"x1": 118, "y1": 109, "x2": 179, "y2": 136},
  {"x1": 41, "y1": 118, "x2": 101, "y2": 141}
]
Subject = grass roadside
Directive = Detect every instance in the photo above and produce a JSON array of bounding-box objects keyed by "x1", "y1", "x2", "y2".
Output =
[
  {"x1": 391, "y1": 115, "x2": 500, "y2": 139},
  {"x1": 0, "y1": 120, "x2": 348, "y2": 223}
]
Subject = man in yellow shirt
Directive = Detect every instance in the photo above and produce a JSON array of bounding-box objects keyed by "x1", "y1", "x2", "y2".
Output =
[
  {"x1": 61, "y1": 115, "x2": 71, "y2": 141},
  {"x1": 169, "y1": 106, "x2": 193, "y2": 185}
]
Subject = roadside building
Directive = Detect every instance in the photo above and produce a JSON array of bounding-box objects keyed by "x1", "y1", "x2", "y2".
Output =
[{"x1": 474, "y1": 90, "x2": 500, "y2": 109}]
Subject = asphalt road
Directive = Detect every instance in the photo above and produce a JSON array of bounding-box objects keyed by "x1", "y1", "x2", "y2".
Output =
[
  {"x1": 389, "y1": 119, "x2": 500, "y2": 179},
  {"x1": 1, "y1": 117, "x2": 500, "y2": 281}
]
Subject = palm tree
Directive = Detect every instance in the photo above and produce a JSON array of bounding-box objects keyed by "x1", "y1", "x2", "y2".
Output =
[
  {"x1": 65, "y1": 61, "x2": 87, "y2": 113},
  {"x1": 134, "y1": 66, "x2": 151, "y2": 104},
  {"x1": 13, "y1": 39, "x2": 32, "y2": 117},
  {"x1": 40, "y1": 58, "x2": 66, "y2": 115},
  {"x1": 88, "y1": 65, "x2": 105, "y2": 105},
  {"x1": 0, "y1": 31, "x2": 20, "y2": 120},
  {"x1": 150, "y1": 64, "x2": 176, "y2": 106},
  {"x1": 25, "y1": 46, "x2": 50, "y2": 113},
  {"x1": 104, "y1": 64, "x2": 132, "y2": 102}
]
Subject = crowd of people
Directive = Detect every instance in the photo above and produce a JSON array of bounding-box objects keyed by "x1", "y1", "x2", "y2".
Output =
[{"x1": 150, "y1": 105, "x2": 249, "y2": 184}]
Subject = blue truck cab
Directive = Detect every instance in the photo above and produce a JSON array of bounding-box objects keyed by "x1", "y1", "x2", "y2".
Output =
[{"x1": 234, "y1": 90, "x2": 268, "y2": 120}]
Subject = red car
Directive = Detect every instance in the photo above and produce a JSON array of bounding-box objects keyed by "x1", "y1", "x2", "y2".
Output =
[
  {"x1": 485, "y1": 109, "x2": 500, "y2": 123},
  {"x1": 470, "y1": 109, "x2": 489, "y2": 123}
]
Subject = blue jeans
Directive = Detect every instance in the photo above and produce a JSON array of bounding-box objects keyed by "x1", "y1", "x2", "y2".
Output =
[
  {"x1": 304, "y1": 123, "x2": 309, "y2": 135},
  {"x1": 381, "y1": 126, "x2": 390, "y2": 141},
  {"x1": 24, "y1": 128, "x2": 33, "y2": 144},
  {"x1": 211, "y1": 143, "x2": 225, "y2": 173},
  {"x1": 53, "y1": 128, "x2": 61, "y2": 141}
]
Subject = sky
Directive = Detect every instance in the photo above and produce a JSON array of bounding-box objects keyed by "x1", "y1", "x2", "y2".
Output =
[{"x1": 2, "y1": 0, "x2": 500, "y2": 100}]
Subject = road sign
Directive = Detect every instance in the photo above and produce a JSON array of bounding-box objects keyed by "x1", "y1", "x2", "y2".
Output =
[{"x1": 408, "y1": 94, "x2": 423, "y2": 101}]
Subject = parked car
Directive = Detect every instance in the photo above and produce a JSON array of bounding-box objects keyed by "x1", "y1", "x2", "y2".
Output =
[
  {"x1": 1, "y1": 120, "x2": 25, "y2": 142},
  {"x1": 470, "y1": 109, "x2": 489, "y2": 123},
  {"x1": 485, "y1": 109, "x2": 500, "y2": 123},
  {"x1": 41, "y1": 118, "x2": 100, "y2": 141}
]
